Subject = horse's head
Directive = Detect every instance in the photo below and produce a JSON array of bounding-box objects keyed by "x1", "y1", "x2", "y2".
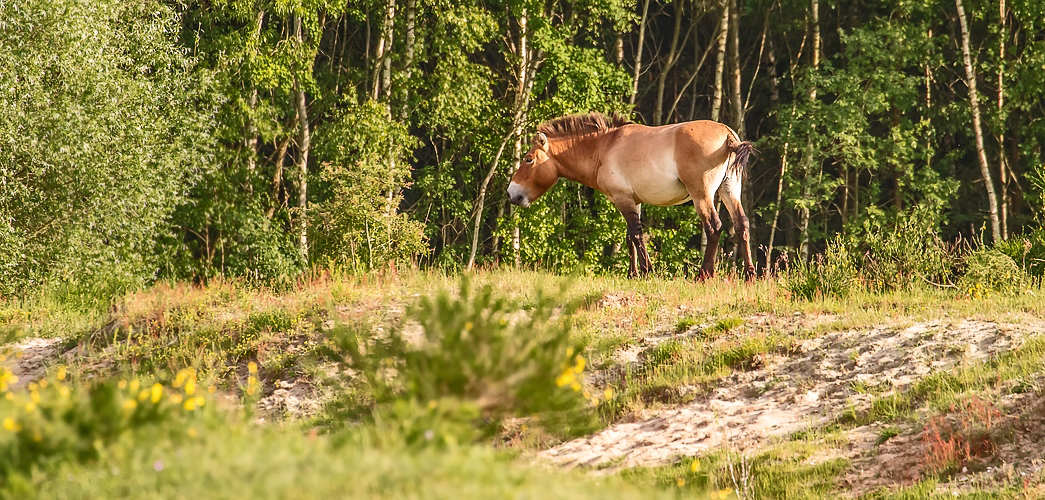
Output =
[{"x1": 508, "y1": 132, "x2": 560, "y2": 208}]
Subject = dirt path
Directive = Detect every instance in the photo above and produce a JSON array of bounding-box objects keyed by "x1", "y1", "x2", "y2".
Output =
[{"x1": 541, "y1": 319, "x2": 1037, "y2": 477}]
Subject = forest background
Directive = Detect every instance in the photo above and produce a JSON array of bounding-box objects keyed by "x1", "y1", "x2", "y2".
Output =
[{"x1": 3, "y1": 0, "x2": 1045, "y2": 297}]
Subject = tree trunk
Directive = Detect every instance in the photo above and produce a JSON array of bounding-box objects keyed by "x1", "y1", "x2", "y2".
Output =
[
  {"x1": 799, "y1": 0, "x2": 820, "y2": 262},
  {"x1": 653, "y1": 0, "x2": 684, "y2": 125},
  {"x1": 997, "y1": 0, "x2": 1008, "y2": 239},
  {"x1": 710, "y1": 0, "x2": 729, "y2": 122},
  {"x1": 629, "y1": 0, "x2": 650, "y2": 107},
  {"x1": 956, "y1": 0, "x2": 1002, "y2": 243},
  {"x1": 400, "y1": 0, "x2": 415, "y2": 120},
  {"x1": 467, "y1": 9, "x2": 534, "y2": 271},
  {"x1": 372, "y1": 0, "x2": 395, "y2": 99},
  {"x1": 293, "y1": 17, "x2": 310, "y2": 262},
  {"x1": 728, "y1": 0, "x2": 744, "y2": 138},
  {"x1": 245, "y1": 89, "x2": 259, "y2": 182}
]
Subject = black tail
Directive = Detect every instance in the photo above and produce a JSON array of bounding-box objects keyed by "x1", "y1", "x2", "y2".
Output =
[{"x1": 729, "y1": 140, "x2": 755, "y2": 177}]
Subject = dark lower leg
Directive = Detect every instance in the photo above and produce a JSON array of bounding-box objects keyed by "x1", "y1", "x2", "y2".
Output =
[
  {"x1": 624, "y1": 211, "x2": 652, "y2": 277},
  {"x1": 700, "y1": 225, "x2": 722, "y2": 279},
  {"x1": 734, "y1": 213, "x2": 756, "y2": 281}
]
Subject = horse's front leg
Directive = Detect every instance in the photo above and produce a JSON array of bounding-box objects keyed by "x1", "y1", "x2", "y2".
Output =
[
  {"x1": 695, "y1": 196, "x2": 723, "y2": 280},
  {"x1": 616, "y1": 202, "x2": 652, "y2": 278}
]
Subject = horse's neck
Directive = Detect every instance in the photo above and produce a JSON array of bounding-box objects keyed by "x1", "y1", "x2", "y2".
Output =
[{"x1": 551, "y1": 136, "x2": 602, "y2": 188}]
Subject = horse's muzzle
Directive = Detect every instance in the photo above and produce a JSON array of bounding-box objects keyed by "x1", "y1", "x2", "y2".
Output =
[{"x1": 507, "y1": 182, "x2": 530, "y2": 208}]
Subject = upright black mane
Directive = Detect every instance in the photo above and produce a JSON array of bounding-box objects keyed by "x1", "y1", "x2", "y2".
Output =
[{"x1": 537, "y1": 112, "x2": 631, "y2": 139}]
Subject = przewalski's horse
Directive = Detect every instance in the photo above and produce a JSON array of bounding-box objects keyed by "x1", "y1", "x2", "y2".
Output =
[{"x1": 507, "y1": 112, "x2": 755, "y2": 280}]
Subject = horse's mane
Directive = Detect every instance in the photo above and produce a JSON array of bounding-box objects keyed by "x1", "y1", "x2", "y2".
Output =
[{"x1": 537, "y1": 112, "x2": 631, "y2": 139}]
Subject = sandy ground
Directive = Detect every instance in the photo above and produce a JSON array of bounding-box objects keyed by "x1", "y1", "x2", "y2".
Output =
[{"x1": 541, "y1": 317, "x2": 1045, "y2": 494}]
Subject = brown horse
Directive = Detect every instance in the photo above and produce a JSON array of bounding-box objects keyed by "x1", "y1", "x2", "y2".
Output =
[{"x1": 507, "y1": 112, "x2": 755, "y2": 280}]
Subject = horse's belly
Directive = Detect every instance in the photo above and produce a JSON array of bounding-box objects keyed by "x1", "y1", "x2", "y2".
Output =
[{"x1": 632, "y1": 174, "x2": 691, "y2": 206}]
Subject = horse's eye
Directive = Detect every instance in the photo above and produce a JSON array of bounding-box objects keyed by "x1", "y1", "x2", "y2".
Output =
[{"x1": 524, "y1": 157, "x2": 534, "y2": 164}]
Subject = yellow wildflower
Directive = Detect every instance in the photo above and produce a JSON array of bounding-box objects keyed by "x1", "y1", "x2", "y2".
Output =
[
  {"x1": 38, "y1": 380, "x2": 47, "y2": 389},
  {"x1": 207, "y1": 385, "x2": 216, "y2": 394},
  {"x1": 690, "y1": 459, "x2": 701, "y2": 473},
  {"x1": 187, "y1": 427, "x2": 198, "y2": 438},
  {"x1": 574, "y1": 355, "x2": 586, "y2": 372},
  {"x1": 247, "y1": 362, "x2": 258, "y2": 374},
  {"x1": 30, "y1": 391, "x2": 40, "y2": 403},
  {"x1": 604, "y1": 387, "x2": 614, "y2": 400},
  {"x1": 59, "y1": 386, "x2": 71, "y2": 398},
  {"x1": 194, "y1": 396, "x2": 205, "y2": 407},
  {"x1": 118, "y1": 379, "x2": 128, "y2": 390},
  {"x1": 183, "y1": 398, "x2": 196, "y2": 411},
  {"x1": 464, "y1": 321, "x2": 473, "y2": 331},
  {"x1": 174, "y1": 370, "x2": 187, "y2": 388},
  {"x1": 556, "y1": 370, "x2": 575, "y2": 388},
  {"x1": 677, "y1": 478, "x2": 686, "y2": 487},
  {"x1": 3, "y1": 417, "x2": 18, "y2": 432},
  {"x1": 123, "y1": 399, "x2": 137, "y2": 411},
  {"x1": 56, "y1": 365, "x2": 67, "y2": 381},
  {"x1": 25, "y1": 402, "x2": 36, "y2": 412},
  {"x1": 150, "y1": 383, "x2": 163, "y2": 403},
  {"x1": 185, "y1": 378, "x2": 196, "y2": 396},
  {"x1": 130, "y1": 379, "x2": 140, "y2": 392},
  {"x1": 170, "y1": 394, "x2": 183, "y2": 404}
]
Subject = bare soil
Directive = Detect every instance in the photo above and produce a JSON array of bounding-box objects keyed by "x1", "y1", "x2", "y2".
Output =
[{"x1": 541, "y1": 317, "x2": 1045, "y2": 495}]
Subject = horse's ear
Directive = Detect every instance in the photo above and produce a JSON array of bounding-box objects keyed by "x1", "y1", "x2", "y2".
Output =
[{"x1": 536, "y1": 132, "x2": 549, "y2": 151}]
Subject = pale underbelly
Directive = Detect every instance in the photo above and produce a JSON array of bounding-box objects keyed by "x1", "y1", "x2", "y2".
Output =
[{"x1": 632, "y1": 180, "x2": 692, "y2": 206}]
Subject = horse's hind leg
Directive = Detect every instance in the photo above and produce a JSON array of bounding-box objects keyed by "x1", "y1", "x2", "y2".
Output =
[
  {"x1": 718, "y1": 171, "x2": 756, "y2": 281},
  {"x1": 694, "y1": 195, "x2": 723, "y2": 280},
  {"x1": 614, "y1": 200, "x2": 652, "y2": 277}
]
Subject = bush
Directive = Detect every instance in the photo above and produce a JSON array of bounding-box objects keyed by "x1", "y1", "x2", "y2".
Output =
[
  {"x1": 0, "y1": 366, "x2": 209, "y2": 488},
  {"x1": 322, "y1": 279, "x2": 594, "y2": 444},
  {"x1": 848, "y1": 210, "x2": 954, "y2": 292},
  {"x1": 781, "y1": 239, "x2": 858, "y2": 300},
  {"x1": 995, "y1": 228, "x2": 1045, "y2": 277},
  {"x1": 958, "y1": 248, "x2": 1023, "y2": 297}
]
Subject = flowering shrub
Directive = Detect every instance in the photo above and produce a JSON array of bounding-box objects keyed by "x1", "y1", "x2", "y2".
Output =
[
  {"x1": 322, "y1": 279, "x2": 594, "y2": 444},
  {"x1": 0, "y1": 365, "x2": 210, "y2": 484}
]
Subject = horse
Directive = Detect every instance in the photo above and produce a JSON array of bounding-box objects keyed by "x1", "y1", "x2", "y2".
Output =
[{"x1": 507, "y1": 112, "x2": 755, "y2": 281}]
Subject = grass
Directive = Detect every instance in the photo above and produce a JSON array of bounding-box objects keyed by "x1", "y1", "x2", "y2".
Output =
[{"x1": 4, "y1": 267, "x2": 1045, "y2": 498}]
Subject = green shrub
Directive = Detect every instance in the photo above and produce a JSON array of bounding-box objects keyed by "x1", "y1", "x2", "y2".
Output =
[
  {"x1": 848, "y1": 209, "x2": 954, "y2": 292},
  {"x1": 0, "y1": 366, "x2": 209, "y2": 486},
  {"x1": 781, "y1": 239, "x2": 857, "y2": 300},
  {"x1": 958, "y1": 248, "x2": 1024, "y2": 297},
  {"x1": 995, "y1": 228, "x2": 1045, "y2": 277},
  {"x1": 322, "y1": 279, "x2": 593, "y2": 444}
]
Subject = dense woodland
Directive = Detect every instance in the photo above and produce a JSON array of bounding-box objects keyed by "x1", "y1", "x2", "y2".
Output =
[{"x1": 3, "y1": 0, "x2": 1045, "y2": 295}]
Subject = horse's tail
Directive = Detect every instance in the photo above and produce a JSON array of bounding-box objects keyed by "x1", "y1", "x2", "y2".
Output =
[{"x1": 728, "y1": 138, "x2": 755, "y2": 178}]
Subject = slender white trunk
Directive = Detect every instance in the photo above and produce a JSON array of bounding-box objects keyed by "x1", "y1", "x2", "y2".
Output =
[
  {"x1": 372, "y1": 0, "x2": 395, "y2": 99},
  {"x1": 799, "y1": 0, "x2": 819, "y2": 262},
  {"x1": 400, "y1": 0, "x2": 415, "y2": 120},
  {"x1": 467, "y1": 10, "x2": 534, "y2": 270},
  {"x1": 728, "y1": 0, "x2": 744, "y2": 138},
  {"x1": 293, "y1": 17, "x2": 310, "y2": 262},
  {"x1": 629, "y1": 0, "x2": 651, "y2": 107},
  {"x1": 710, "y1": 0, "x2": 729, "y2": 122},
  {"x1": 956, "y1": 0, "x2": 1002, "y2": 242},
  {"x1": 654, "y1": 0, "x2": 684, "y2": 125},
  {"x1": 997, "y1": 0, "x2": 1008, "y2": 240}
]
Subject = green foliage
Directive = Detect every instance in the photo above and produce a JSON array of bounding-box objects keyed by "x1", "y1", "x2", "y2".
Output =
[
  {"x1": 0, "y1": 368, "x2": 207, "y2": 489},
  {"x1": 996, "y1": 229, "x2": 1045, "y2": 277},
  {"x1": 310, "y1": 100, "x2": 427, "y2": 271},
  {"x1": 0, "y1": 0, "x2": 216, "y2": 296},
  {"x1": 847, "y1": 209, "x2": 954, "y2": 293},
  {"x1": 781, "y1": 240, "x2": 858, "y2": 300},
  {"x1": 322, "y1": 279, "x2": 593, "y2": 444},
  {"x1": 958, "y1": 248, "x2": 1024, "y2": 297}
]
